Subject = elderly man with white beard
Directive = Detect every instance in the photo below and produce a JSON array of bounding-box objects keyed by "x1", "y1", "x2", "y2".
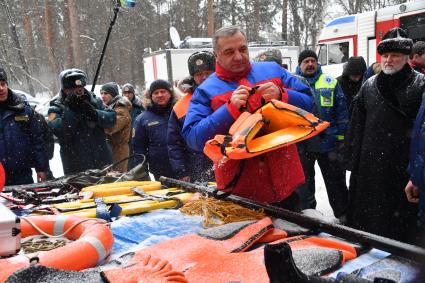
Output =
[{"x1": 345, "y1": 28, "x2": 425, "y2": 244}]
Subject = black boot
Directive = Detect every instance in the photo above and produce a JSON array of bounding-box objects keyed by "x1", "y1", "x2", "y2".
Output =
[{"x1": 264, "y1": 241, "x2": 337, "y2": 283}]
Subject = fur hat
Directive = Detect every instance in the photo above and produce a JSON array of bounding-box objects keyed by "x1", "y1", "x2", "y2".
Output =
[
  {"x1": 342, "y1": 56, "x2": 367, "y2": 76},
  {"x1": 0, "y1": 67, "x2": 7, "y2": 83},
  {"x1": 59, "y1": 68, "x2": 87, "y2": 89},
  {"x1": 298, "y1": 49, "x2": 318, "y2": 65},
  {"x1": 377, "y1": 28, "x2": 413, "y2": 55},
  {"x1": 254, "y1": 49, "x2": 283, "y2": 65},
  {"x1": 188, "y1": 51, "x2": 216, "y2": 76},
  {"x1": 100, "y1": 82, "x2": 119, "y2": 98},
  {"x1": 122, "y1": 83, "x2": 135, "y2": 94},
  {"x1": 149, "y1": 79, "x2": 173, "y2": 95}
]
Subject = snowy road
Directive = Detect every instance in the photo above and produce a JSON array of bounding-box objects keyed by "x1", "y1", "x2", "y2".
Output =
[{"x1": 40, "y1": 143, "x2": 340, "y2": 217}]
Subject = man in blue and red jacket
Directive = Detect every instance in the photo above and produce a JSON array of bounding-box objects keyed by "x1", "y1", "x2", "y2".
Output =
[{"x1": 182, "y1": 26, "x2": 313, "y2": 210}]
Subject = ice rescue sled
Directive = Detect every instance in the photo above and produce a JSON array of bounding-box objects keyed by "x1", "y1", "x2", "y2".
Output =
[{"x1": 204, "y1": 99, "x2": 329, "y2": 162}]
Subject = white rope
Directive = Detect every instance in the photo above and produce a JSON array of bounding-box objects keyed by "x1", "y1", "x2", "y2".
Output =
[{"x1": 20, "y1": 217, "x2": 108, "y2": 238}]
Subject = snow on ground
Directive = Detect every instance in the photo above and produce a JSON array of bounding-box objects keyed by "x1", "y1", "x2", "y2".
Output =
[{"x1": 36, "y1": 143, "x2": 342, "y2": 217}]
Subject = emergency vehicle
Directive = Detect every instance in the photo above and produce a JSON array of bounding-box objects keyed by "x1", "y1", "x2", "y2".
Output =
[{"x1": 318, "y1": 1, "x2": 425, "y2": 77}]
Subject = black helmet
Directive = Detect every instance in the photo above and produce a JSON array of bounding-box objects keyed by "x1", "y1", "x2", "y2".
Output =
[
  {"x1": 59, "y1": 68, "x2": 87, "y2": 89},
  {"x1": 188, "y1": 51, "x2": 215, "y2": 76}
]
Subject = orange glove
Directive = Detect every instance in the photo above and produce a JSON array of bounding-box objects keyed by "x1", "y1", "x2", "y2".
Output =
[{"x1": 101, "y1": 254, "x2": 188, "y2": 283}]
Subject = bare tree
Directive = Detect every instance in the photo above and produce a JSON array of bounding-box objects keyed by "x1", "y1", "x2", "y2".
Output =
[
  {"x1": 281, "y1": 0, "x2": 288, "y2": 42},
  {"x1": 43, "y1": 0, "x2": 61, "y2": 93},
  {"x1": 68, "y1": 0, "x2": 82, "y2": 68},
  {"x1": 1, "y1": 0, "x2": 35, "y2": 95},
  {"x1": 22, "y1": 0, "x2": 38, "y2": 75}
]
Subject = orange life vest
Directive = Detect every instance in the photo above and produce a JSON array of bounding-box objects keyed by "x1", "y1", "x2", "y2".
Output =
[{"x1": 204, "y1": 99, "x2": 329, "y2": 162}]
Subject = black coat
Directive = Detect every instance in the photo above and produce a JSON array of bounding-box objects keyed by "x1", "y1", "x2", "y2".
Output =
[
  {"x1": 48, "y1": 90, "x2": 116, "y2": 175},
  {"x1": 345, "y1": 65, "x2": 425, "y2": 242},
  {"x1": 336, "y1": 75, "x2": 362, "y2": 110}
]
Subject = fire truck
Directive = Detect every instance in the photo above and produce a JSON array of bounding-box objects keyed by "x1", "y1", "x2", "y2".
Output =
[{"x1": 317, "y1": 1, "x2": 425, "y2": 77}]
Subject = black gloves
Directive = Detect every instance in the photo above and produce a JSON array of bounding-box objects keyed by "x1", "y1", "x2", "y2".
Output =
[
  {"x1": 79, "y1": 100, "x2": 97, "y2": 121},
  {"x1": 64, "y1": 92, "x2": 97, "y2": 121},
  {"x1": 64, "y1": 92, "x2": 81, "y2": 111}
]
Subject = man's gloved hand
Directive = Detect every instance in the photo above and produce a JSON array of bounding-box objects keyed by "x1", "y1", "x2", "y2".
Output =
[
  {"x1": 79, "y1": 100, "x2": 98, "y2": 121},
  {"x1": 64, "y1": 92, "x2": 82, "y2": 112}
]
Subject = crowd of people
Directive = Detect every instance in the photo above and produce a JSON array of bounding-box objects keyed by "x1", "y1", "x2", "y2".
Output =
[{"x1": 1, "y1": 25, "x2": 425, "y2": 246}]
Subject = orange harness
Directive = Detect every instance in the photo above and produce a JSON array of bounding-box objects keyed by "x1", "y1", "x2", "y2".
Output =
[{"x1": 204, "y1": 99, "x2": 329, "y2": 162}]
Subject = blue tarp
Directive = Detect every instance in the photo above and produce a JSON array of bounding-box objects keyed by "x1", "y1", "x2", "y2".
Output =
[{"x1": 110, "y1": 209, "x2": 204, "y2": 256}]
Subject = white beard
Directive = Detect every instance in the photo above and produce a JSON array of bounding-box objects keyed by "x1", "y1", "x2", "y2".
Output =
[
  {"x1": 381, "y1": 64, "x2": 402, "y2": 75},
  {"x1": 381, "y1": 57, "x2": 407, "y2": 75}
]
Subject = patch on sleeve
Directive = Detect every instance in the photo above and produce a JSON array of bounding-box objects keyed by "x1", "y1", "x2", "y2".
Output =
[
  {"x1": 147, "y1": 121, "x2": 160, "y2": 127},
  {"x1": 48, "y1": 113, "x2": 57, "y2": 121},
  {"x1": 14, "y1": 115, "x2": 29, "y2": 122}
]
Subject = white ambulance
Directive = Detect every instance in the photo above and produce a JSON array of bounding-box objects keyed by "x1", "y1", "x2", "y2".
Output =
[{"x1": 317, "y1": 1, "x2": 425, "y2": 77}]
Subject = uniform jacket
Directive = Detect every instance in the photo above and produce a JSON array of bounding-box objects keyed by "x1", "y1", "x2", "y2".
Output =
[
  {"x1": 296, "y1": 65, "x2": 349, "y2": 152},
  {"x1": 133, "y1": 101, "x2": 175, "y2": 179},
  {"x1": 182, "y1": 61, "x2": 313, "y2": 203},
  {"x1": 127, "y1": 95, "x2": 144, "y2": 169},
  {"x1": 345, "y1": 64, "x2": 425, "y2": 241},
  {"x1": 129, "y1": 95, "x2": 144, "y2": 127},
  {"x1": 336, "y1": 75, "x2": 362, "y2": 110},
  {"x1": 167, "y1": 92, "x2": 213, "y2": 182},
  {"x1": 48, "y1": 89, "x2": 116, "y2": 175},
  {"x1": 0, "y1": 89, "x2": 49, "y2": 185},
  {"x1": 408, "y1": 91, "x2": 425, "y2": 226},
  {"x1": 34, "y1": 111, "x2": 54, "y2": 160},
  {"x1": 105, "y1": 96, "x2": 132, "y2": 172}
]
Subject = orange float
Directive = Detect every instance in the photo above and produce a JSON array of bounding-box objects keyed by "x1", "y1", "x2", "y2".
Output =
[
  {"x1": 0, "y1": 215, "x2": 113, "y2": 282},
  {"x1": 204, "y1": 99, "x2": 329, "y2": 162}
]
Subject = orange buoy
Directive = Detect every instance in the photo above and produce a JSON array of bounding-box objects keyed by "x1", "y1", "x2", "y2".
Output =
[{"x1": 0, "y1": 215, "x2": 113, "y2": 282}]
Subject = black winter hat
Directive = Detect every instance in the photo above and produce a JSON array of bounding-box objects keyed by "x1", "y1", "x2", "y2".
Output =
[
  {"x1": 188, "y1": 51, "x2": 215, "y2": 76},
  {"x1": 298, "y1": 50, "x2": 318, "y2": 65},
  {"x1": 59, "y1": 68, "x2": 87, "y2": 89},
  {"x1": 412, "y1": 41, "x2": 425, "y2": 56},
  {"x1": 377, "y1": 28, "x2": 413, "y2": 55},
  {"x1": 100, "y1": 82, "x2": 119, "y2": 98},
  {"x1": 122, "y1": 83, "x2": 135, "y2": 94},
  {"x1": 342, "y1": 56, "x2": 367, "y2": 76},
  {"x1": 254, "y1": 49, "x2": 283, "y2": 65},
  {"x1": 0, "y1": 67, "x2": 7, "y2": 83},
  {"x1": 149, "y1": 79, "x2": 173, "y2": 95}
]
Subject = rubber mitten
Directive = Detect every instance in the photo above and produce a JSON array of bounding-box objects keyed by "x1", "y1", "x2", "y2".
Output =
[{"x1": 101, "y1": 254, "x2": 188, "y2": 283}]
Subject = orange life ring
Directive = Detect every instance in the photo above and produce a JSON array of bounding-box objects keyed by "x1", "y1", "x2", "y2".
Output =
[{"x1": 0, "y1": 215, "x2": 114, "y2": 282}]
